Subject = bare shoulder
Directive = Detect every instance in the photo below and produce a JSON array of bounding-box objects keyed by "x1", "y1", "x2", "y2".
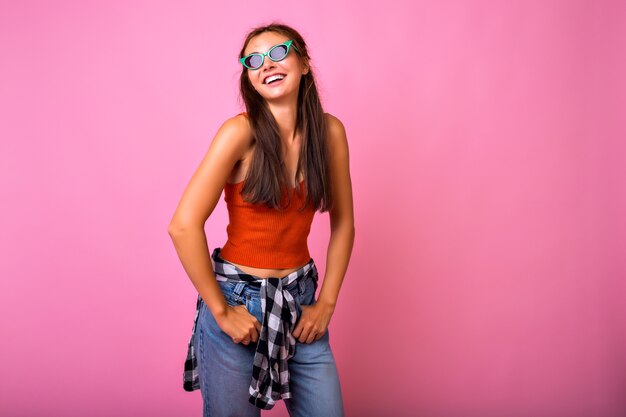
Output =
[
  {"x1": 324, "y1": 112, "x2": 349, "y2": 152},
  {"x1": 209, "y1": 113, "x2": 254, "y2": 162},
  {"x1": 220, "y1": 112, "x2": 253, "y2": 148},
  {"x1": 167, "y1": 113, "x2": 253, "y2": 229},
  {"x1": 233, "y1": 111, "x2": 250, "y2": 127},
  {"x1": 324, "y1": 112, "x2": 346, "y2": 135}
]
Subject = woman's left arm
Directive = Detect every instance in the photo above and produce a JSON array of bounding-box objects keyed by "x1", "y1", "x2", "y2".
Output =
[{"x1": 293, "y1": 114, "x2": 355, "y2": 343}]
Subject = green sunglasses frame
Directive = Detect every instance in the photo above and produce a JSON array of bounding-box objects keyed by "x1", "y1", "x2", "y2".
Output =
[{"x1": 239, "y1": 40, "x2": 298, "y2": 70}]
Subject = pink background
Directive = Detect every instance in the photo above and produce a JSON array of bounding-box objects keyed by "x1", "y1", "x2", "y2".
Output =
[{"x1": 1, "y1": 1, "x2": 625, "y2": 416}]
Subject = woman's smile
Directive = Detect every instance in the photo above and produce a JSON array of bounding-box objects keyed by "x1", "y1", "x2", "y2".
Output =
[{"x1": 265, "y1": 75, "x2": 286, "y2": 87}]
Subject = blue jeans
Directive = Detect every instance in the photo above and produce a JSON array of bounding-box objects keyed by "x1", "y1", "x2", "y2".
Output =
[{"x1": 194, "y1": 270, "x2": 345, "y2": 416}]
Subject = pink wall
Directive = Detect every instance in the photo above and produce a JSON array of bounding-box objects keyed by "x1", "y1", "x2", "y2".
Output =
[{"x1": 1, "y1": 1, "x2": 625, "y2": 416}]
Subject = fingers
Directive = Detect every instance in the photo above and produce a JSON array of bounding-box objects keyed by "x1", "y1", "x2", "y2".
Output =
[
  {"x1": 239, "y1": 337, "x2": 251, "y2": 345},
  {"x1": 302, "y1": 329, "x2": 317, "y2": 344},
  {"x1": 293, "y1": 305, "x2": 321, "y2": 344},
  {"x1": 306, "y1": 331, "x2": 317, "y2": 344},
  {"x1": 292, "y1": 324, "x2": 302, "y2": 340},
  {"x1": 230, "y1": 305, "x2": 261, "y2": 345},
  {"x1": 238, "y1": 327, "x2": 258, "y2": 345},
  {"x1": 296, "y1": 326, "x2": 324, "y2": 344},
  {"x1": 249, "y1": 323, "x2": 259, "y2": 343},
  {"x1": 232, "y1": 333, "x2": 253, "y2": 345},
  {"x1": 247, "y1": 308, "x2": 261, "y2": 342}
]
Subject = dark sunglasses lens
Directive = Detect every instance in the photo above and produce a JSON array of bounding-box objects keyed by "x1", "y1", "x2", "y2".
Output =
[
  {"x1": 245, "y1": 54, "x2": 263, "y2": 69},
  {"x1": 269, "y1": 44, "x2": 288, "y2": 61}
]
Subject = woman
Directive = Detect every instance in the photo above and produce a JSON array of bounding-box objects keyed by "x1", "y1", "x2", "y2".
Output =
[{"x1": 168, "y1": 22, "x2": 354, "y2": 417}]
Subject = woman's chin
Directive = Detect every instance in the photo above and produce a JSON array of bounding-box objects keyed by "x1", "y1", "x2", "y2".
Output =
[{"x1": 262, "y1": 88, "x2": 298, "y2": 102}]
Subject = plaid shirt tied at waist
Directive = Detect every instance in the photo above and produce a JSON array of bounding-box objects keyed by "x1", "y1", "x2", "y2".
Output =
[{"x1": 183, "y1": 247, "x2": 318, "y2": 410}]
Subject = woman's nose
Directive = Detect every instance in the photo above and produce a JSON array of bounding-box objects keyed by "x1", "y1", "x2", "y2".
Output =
[{"x1": 261, "y1": 56, "x2": 276, "y2": 71}]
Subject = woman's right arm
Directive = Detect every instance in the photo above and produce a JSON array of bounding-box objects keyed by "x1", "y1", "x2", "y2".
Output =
[{"x1": 167, "y1": 114, "x2": 251, "y2": 320}]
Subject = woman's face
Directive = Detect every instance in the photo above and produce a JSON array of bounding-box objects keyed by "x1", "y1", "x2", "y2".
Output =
[{"x1": 243, "y1": 32, "x2": 309, "y2": 103}]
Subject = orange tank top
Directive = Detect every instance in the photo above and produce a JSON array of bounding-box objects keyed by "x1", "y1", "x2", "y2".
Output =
[{"x1": 219, "y1": 179, "x2": 316, "y2": 269}]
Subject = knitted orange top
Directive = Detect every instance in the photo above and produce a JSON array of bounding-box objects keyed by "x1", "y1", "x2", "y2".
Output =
[{"x1": 219, "y1": 179, "x2": 316, "y2": 268}]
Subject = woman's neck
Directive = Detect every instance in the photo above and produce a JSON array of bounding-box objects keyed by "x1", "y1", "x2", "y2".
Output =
[{"x1": 266, "y1": 102, "x2": 298, "y2": 144}]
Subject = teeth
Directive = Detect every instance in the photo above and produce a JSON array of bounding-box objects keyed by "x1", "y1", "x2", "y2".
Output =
[{"x1": 265, "y1": 74, "x2": 285, "y2": 84}]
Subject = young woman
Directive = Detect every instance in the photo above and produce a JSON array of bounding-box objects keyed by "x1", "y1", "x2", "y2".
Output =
[{"x1": 168, "y1": 22, "x2": 354, "y2": 417}]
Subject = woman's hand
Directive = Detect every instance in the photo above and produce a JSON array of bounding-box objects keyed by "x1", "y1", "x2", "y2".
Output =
[
  {"x1": 292, "y1": 300, "x2": 336, "y2": 344},
  {"x1": 214, "y1": 305, "x2": 262, "y2": 346}
]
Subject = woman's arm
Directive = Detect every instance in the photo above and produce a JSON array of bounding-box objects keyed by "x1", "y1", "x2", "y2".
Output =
[
  {"x1": 167, "y1": 114, "x2": 252, "y2": 319},
  {"x1": 318, "y1": 113, "x2": 355, "y2": 307},
  {"x1": 293, "y1": 113, "x2": 355, "y2": 344}
]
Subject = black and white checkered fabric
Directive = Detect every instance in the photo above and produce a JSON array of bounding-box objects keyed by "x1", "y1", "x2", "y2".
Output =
[
  {"x1": 182, "y1": 293, "x2": 202, "y2": 392},
  {"x1": 183, "y1": 247, "x2": 317, "y2": 410}
]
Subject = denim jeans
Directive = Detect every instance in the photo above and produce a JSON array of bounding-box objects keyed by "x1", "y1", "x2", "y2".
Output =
[{"x1": 193, "y1": 268, "x2": 345, "y2": 417}]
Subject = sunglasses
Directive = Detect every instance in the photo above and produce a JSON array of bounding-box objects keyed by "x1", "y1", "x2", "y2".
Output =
[{"x1": 239, "y1": 40, "x2": 299, "y2": 70}]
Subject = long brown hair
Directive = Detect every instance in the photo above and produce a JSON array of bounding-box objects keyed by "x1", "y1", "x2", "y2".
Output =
[{"x1": 236, "y1": 22, "x2": 333, "y2": 213}]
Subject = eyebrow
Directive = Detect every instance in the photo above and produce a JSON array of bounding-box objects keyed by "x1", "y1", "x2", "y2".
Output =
[{"x1": 245, "y1": 41, "x2": 284, "y2": 55}]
